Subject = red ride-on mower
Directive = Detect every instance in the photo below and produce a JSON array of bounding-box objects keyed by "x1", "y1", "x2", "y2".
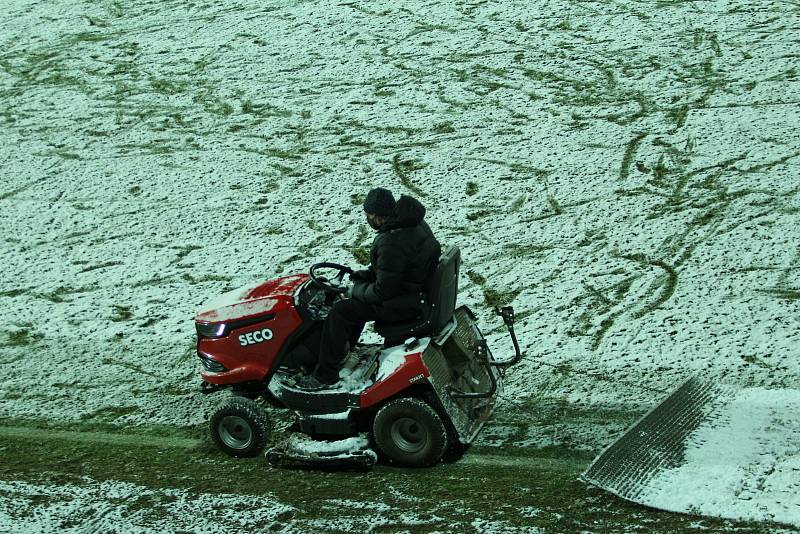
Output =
[{"x1": 195, "y1": 246, "x2": 522, "y2": 467}]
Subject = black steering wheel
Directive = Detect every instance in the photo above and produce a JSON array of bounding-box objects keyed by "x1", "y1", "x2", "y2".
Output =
[{"x1": 309, "y1": 262, "x2": 354, "y2": 294}]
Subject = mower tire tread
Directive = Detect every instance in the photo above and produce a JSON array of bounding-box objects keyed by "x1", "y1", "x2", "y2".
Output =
[
  {"x1": 210, "y1": 396, "x2": 271, "y2": 458},
  {"x1": 373, "y1": 397, "x2": 449, "y2": 467}
]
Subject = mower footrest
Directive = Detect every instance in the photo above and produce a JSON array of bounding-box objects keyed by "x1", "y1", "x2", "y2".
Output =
[{"x1": 298, "y1": 411, "x2": 356, "y2": 435}]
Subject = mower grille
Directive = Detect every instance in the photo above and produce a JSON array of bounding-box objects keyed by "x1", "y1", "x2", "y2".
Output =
[
  {"x1": 422, "y1": 306, "x2": 498, "y2": 444},
  {"x1": 198, "y1": 353, "x2": 226, "y2": 373}
]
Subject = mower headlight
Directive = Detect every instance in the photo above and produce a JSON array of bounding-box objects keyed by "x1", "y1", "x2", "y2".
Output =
[
  {"x1": 198, "y1": 352, "x2": 227, "y2": 373},
  {"x1": 196, "y1": 322, "x2": 227, "y2": 339}
]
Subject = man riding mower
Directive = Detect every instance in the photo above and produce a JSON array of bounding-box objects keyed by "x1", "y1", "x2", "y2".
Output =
[{"x1": 195, "y1": 189, "x2": 523, "y2": 467}]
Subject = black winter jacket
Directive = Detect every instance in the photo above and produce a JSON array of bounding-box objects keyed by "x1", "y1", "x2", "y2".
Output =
[{"x1": 352, "y1": 195, "x2": 441, "y2": 318}]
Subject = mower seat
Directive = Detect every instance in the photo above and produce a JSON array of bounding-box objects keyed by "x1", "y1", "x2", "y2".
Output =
[{"x1": 374, "y1": 246, "x2": 460, "y2": 347}]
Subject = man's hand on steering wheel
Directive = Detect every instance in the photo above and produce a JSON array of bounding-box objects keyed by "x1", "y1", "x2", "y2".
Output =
[
  {"x1": 309, "y1": 262, "x2": 354, "y2": 294},
  {"x1": 349, "y1": 268, "x2": 372, "y2": 283}
]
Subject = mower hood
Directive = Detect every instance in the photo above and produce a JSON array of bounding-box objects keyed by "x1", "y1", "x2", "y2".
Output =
[{"x1": 195, "y1": 274, "x2": 307, "y2": 323}]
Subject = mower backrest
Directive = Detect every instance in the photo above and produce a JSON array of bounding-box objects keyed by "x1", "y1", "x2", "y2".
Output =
[
  {"x1": 374, "y1": 246, "x2": 460, "y2": 346},
  {"x1": 425, "y1": 245, "x2": 460, "y2": 334}
]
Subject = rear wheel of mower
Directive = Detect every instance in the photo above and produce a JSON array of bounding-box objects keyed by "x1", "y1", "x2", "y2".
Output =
[
  {"x1": 373, "y1": 398, "x2": 449, "y2": 467},
  {"x1": 210, "y1": 396, "x2": 271, "y2": 458}
]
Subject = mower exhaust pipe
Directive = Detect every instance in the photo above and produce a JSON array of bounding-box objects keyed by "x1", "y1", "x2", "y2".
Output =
[{"x1": 447, "y1": 306, "x2": 523, "y2": 399}]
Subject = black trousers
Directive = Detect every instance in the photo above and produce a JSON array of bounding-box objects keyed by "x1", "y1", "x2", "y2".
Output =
[{"x1": 314, "y1": 297, "x2": 418, "y2": 383}]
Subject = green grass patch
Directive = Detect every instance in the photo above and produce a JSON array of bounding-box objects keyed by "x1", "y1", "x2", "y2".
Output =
[
  {"x1": 101, "y1": 357, "x2": 161, "y2": 378},
  {"x1": 509, "y1": 195, "x2": 526, "y2": 212},
  {"x1": 194, "y1": 92, "x2": 234, "y2": 116},
  {"x1": 0, "y1": 416, "x2": 204, "y2": 442},
  {"x1": 70, "y1": 31, "x2": 114, "y2": 43},
  {"x1": 36, "y1": 286, "x2": 93, "y2": 303},
  {"x1": 81, "y1": 406, "x2": 140, "y2": 422},
  {"x1": 3, "y1": 329, "x2": 44, "y2": 347},
  {"x1": 79, "y1": 261, "x2": 123, "y2": 273},
  {"x1": 118, "y1": 141, "x2": 182, "y2": 155},
  {"x1": 392, "y1": 155, "x2": 428, "y2": 197},
  {"x1": 433, "y1": 121, "x2": 455, "y2": 134},
  {"x1": 240, "y1": 100, "x2": 293, "y2": 117},
  {"x1": 62, "y1": 232, "x2": 92, "y2": 241},
  {"x1": 181, "y1": 273, "x2": 232, "y2": 284},
  {"x1": 352, "y1": 248, "x2": 371, "y2": 265},
  {"x1": 170, "y1": 245, "x2": 202, "y2": 265},
  {"x1": 467, "y1": 270, "x2": 486, "y2": 286},
  {"x1": 150, "y1": 78, "x2": 189, "y2": 95},
  {"x1": 466, "y1": 209, "x2": 495, "y2": 221},
  {"x1": 270, "y1": 163, "x2": 302, "y2": 177},
  {"x1": 110, "y1": 305, "x2": 133, "y2": 322},
  {"x1": 757, "y1": 288, "x2": 800, "y2": 300},
  {"x1": 592, "y1": 316, "x2": 617, "y2": 350},
  {"x1": 508, "y1": 162, "x2": 550, "y2": 178},
  {"x1": 131, "y1": 275, "x2": 176, "y2": 288},
  {"x1": 547, "y1": 195, "x2": 563, "y2": 214},
  {"x1": 0, "y1": 288, "x2": 27, "y2": 298},
  {"x1": 348, "y1": 224, "x2": 371, "y2": 265},
  {"x1": 740, "y1": 354, "x2": 774, "y2": 369},
  {"x1": 612, "y1": 253, "x2": 678, "y2": 318},
  {"x1": 139, "y1": 315, "x2": 168, "y2": 328},
  {"x1": 483, "y1": 287, "x2": 522, "y2": 308},
  {"x1": 0, "y1": 416, "x2": 781, "y2": 533},
  {"x1": 471, "y1": 157, "x2": 550, "y2": 180},
  {"x1": 619, "y1": 132, "x2": 648, "y2": 180}
]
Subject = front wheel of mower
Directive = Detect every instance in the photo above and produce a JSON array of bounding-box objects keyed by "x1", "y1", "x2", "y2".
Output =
[
  {"x1": 210, "y1": 396, "x2": 270, "y2": 458},
  {"x1": 373, "y1": 397, "x2": 449, "y2": 467}
]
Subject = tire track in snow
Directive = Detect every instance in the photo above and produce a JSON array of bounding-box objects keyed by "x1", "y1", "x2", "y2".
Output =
[{"x1": 0, "y1": 424, "x2": 578, "y2": 469}]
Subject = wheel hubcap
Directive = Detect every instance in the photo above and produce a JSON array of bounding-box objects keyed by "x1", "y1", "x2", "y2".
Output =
[
  {"x1": 218, "y1": 416, "x2": 253, "y2": 449},
  {"x1": 390, "y1": 417, "x2": 427, "y2": 453}
]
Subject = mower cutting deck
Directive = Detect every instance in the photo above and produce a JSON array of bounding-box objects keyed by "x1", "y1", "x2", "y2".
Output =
[{"x1": 195, "y1": 246, "x2": 522, "y2": 467}]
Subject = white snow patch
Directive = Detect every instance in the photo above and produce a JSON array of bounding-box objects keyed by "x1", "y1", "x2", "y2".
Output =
[
  {"x1": 311, "y1": 410, "x2": 350, "y2": 420},
  {"x1": 326, "y1": 498, "x2": 392, "y2": 513},
  {"x1": 637, "y1": 387, "x2": 800, "y2": 527},
  {"x1": 336, "y1": 365, "x2": 375, "y2": 393},
  {"x1": 0, "y1": 478, "x2": 293, "y2": 534},
  {"x1": 197, "y1": 282, "x2": 263, "y2": 315},
  {"x1": 286, "y1": 433, "x2": 369, "y2": 455},
  {"x1": 375, "y1": 338, "x2": 431, "y2": 382},
  {"x1": 196, "y1": 281, "x2": 280, "y2": 322},
  {"x1": 197, "y1": 297, "x2": 280, "y2": 323},
  {"x1": 471, "y1": 517, "x2": 544, "y2": 533}
]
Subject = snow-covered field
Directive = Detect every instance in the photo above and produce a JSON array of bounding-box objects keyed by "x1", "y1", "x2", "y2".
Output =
[{"x1": 1, "y1": 0, "x2": 798, "y2": 531}]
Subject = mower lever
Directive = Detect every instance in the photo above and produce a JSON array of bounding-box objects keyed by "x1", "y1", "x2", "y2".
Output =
[
  {"x1": 488, "y1": 306, "x2": 523, "y2": 368},
  {"x1": 495, "y1": 306, "x2": 515, "y2": 326},
  {"x1": 475, "y1": 338, "x2": 488, "y2": 361}
]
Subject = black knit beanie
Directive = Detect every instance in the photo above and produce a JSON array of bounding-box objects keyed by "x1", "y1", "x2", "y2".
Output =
[{"x1": 363, "y1": 187, "x2": 395, "y2": 216}]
